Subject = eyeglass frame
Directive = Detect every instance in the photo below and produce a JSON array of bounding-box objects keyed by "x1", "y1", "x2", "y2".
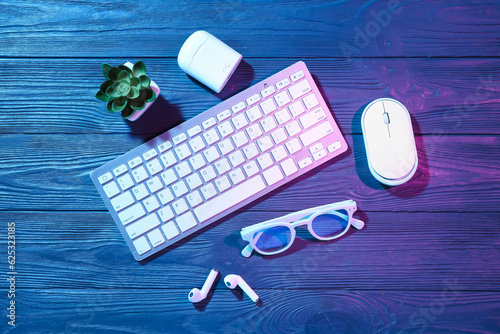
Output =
[{"x1": 240, "y1": 200, "x2": 364, "y2": 257}]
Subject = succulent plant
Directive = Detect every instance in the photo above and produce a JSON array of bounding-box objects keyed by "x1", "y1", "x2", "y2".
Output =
[{"x1": 95, "y1": 60, "x2": 157, "y2": 119}]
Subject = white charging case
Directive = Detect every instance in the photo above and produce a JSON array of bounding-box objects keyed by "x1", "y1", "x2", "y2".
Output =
[{"x1": 178, "y1": 31, "x2": 242, "y2": 93}]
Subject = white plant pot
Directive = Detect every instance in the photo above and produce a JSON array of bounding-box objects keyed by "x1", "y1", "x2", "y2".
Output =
[{"x1": 123, "y1": 62, "x2": 160, "y2": 122}]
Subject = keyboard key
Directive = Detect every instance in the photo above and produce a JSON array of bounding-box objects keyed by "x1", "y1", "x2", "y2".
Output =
[
  {"x1": 146, "y1": 176, "x2": 163, "y2": 193},
  {"x1": 309, "y1": 142, "x2": 324, "y2": 155},
  {"x1": 229, "y1": 168, "x2": 245, "y2": 185},
  {"x1": 174, "y1": 143, "x2": 191, "y2": 161},
  {"x1": 176, "y1": 212, "x2": 197, "y2": 232},
  {"x1": 327, "y1": 141, "x2": 342, "y2": 153},
  {"x1": 246, "y1": 123, "x2": 263, "y2": 140},
  {"x1": 160, "y1": 169, "x2": 177, "y2": 186},
  {"x1": 261, "y1": 116, "x2": 277, "y2": 132},
  {"x1": 217, "y1": 121, "x2": 234, "y2": 138},
  {"x1": 275, "y1": 108, "x2": 291, "y2": 125},
  {"x1": 200, "y1": 166, "x2": 217, "y2": 182},
  {"x1": 260, "y1": 99, "x2": 277, "y2": 114},
  {"x1": 215, "y1": 175, "x2": 231, "y2": 192},
  {"x1": 257, "y1": 135, "x2": 273, "y2": 152},
  {"x1": 186, "y1": 190, "x2": 203, "y2": 207},
  {"x1": 113, "y1": 164, "x2": 128, "y2": 177},
  {"x1": 158, "y1": 205, "x2": 174, "y2": 222},
  {"x1": 143, "y1": 148, "x2": 158, "y2": 161},
  {"x1": 228, "y1": 150, "x2": 245, "y2": 167},
  {"x1": 263, "y1": 165, "x2": 284, "y2": 186},
  {"x1": 132, "y1": 183, "x2": 149, "y2": 201},
  {"x1": 257, "y1": 153, "x2": 273, "y2": 170},
  {"x1": 118, "y1": 203, "x2": 146, "y2": 226},
  {"x1": 201, "y1": 183, "x2": 217, "y2": 200},
  {"x1": 133, "y1": 236, "x2": 151, "y2": 255},
  {"x1": 276, "y1": 78, "x2": 290, "y2": 90},
  {"x1": 128, "y1": 156, "x2": 142, "y2": 169},
  {"x1": 288, "y1": 101, "x2": 306, "y2": 117},
  {"x1": 161, "y1": 222, "x2": 179, "y2": 240},
  {"x1": 131, "y1": 166, "x2": 148, "y2": 183},
  {"x1": 186, "y1": 173, "x2": 203, "y2": 190},
  {"x1": 281, "y1": 158, "x2": 298, "y2": 176},
  {"x1": 285, "y1": 120, "x2": 302, "y2": 137},
  {"x1": 300, "y1": 107, "x2": 326, "y2": 129},
  {"x1": 243, "y1": 143, "x2": 259, "y2": 160},
  {"x1": 214, "y1": 158, "x2": 231, "y2": 174},
  {"x1": 285, "y1": 138, "x2": 302, "y2": 154},
  {"x1": 160, "y1": 151, "x2": 177, "y2": 168},
  {"x1": 271, "y1": 145, "x2": 287, "y2": 162},
  {"x1": 126, "y1": 215, "x2": 160, "y2": 239},
  {"x1": 194, "y1": 176, "x2": 266, "y2": 223},
  {"x1": 175, "y1": 161, "x2": 191, "y2": 178},
  {"x1": 173, "y1": 133, "x2": 187, "y2": 145},
  {"x1": 299, "y1": 121, "x2": 333, "y2": 147},
  {"x1": 217, "y1": 109, "x2": 232, "y2": 122},
  {"x1": 111, "y1": 191, "x2": 134, "y2": 212},
  {"x1": 218, "y1": 139, "x2": 234, "y2": 156},
  {"x1": 274, "y1": 91, "x2": 291, "y2": 108},
  {"x1": 232, "y1": 113, "x2": 248, "y2": 130},
  {"x1": 202, "y1": 117, "x2": 216, "y2": 129},
  {"x1": 146, "y1": 158, "x2": 163, "y2": 176},
  {"x1": 147, "y1": 229, "x2": 165, "y2": 247},
  {"x1": 231, "y1": 102, "x2": 246, "y2": 114},
  {"x1": 103, "y1": 181, "x2": 120, "y2": 198},
  {"x1": 118, "y1": 174, "x2": 135, "y2": 191},
  {"x1": 290, "y1": 70, "x2": 304, "y2": 82},
  {"x1": 313, "y1": 149, "x2": 328, "y2": 161},
  {"x1": 232, "y1": 131, "x2": 249, "y2": 148},
  {"x1": 144, "y1": 196, "x2": 160, "y2": 213},
  {"x1": 246, "y1": 94, "x2": 260, "y2": 106},
  {"x1": 298, "y1": 157, "x2": 313, "y2": 169},
  {"x1": 288, "y1": 79, "x2": 312, "y2": 99},
  {"x1": 243, "y1": 161, "x2": 259, "y2": 177},
  {"x1": 158, "y1": 141, "x2": 172, "y2": 153},
  {"x1": 246, "y1": 106, "x2": 263, "y2": 122},
  {"x1": 98, "y1": 172, "x2": 113, "y2": 184},
  {"x1": 303, "y1": 93, "x2": 319, "y2": 109},
  {"x1": 172, "y1": 180, "x2": 189, "y2": 197},
  {"x1": 157, "y1": 188, "x2": 174, "y2": 205},
  {"x1": 203, "y1": 146, "x2": 220, "y2": 163},
  {"x1": 172, "y1": 198, "x2": 189, "y2": 215},
  {"x1": 189, "y1": 136, "x2": 206, "y2": 153},
  {"x1": 203, "y1": 128, "x2": 220, "y2": 146},
  {"x1": 261, "y1": 86, "x2": 276, "y2": 98},
  {"x1": 271, "y1": 128, "x2": 288, "y2": 145},
  {"x1": 189, "y1": 154, "x2": 206, "y2": 171},
  {"x1": 187, "y1": 125, "x2": 202, "y2": 137}
]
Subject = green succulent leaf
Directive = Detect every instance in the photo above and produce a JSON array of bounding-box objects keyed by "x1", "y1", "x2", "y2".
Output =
[
  {"x1": 127, "y1": 86, "x2": 140, "y2": 99},
  {"x1": 146, "y1": 88, "x2": 157, "y2": 102},
  {"x1": 133, "y1": 60, "x2": 147, "y2": 77},
  {"x1": 102, "y1": 63, "x2": 113, "y2": 80},
  {"x1": 118, "y1": 65, "x2": 133, "y2": 76},
  {"x1": 129, "y1": 77, "x2": 142, "y2": 90},
  {"x1": 121, "y1": 105, "x2": 135, "y2": 119},
  {"x1": 130, "y1": 97, "x2": 146, "y2": 111},
  {"x1": 117, "y1": 70, "x2": 131, "y2": 82},
  {"x1": 112, "y1": 97, "x2": 127, "y2": 112},
  {"x1": 100, "y1": 80, "x2": 114, "y2": 93},
  {"x1": 139, "y1": 75, "x2": 151, "y2": 88},
  {"x1": 105, "y1": 86, "x2": 120, "y2": 98},
  {"x1": 106, "y1": 101, "x2": 116, "y2": 113},
  {"x1": 95, "y1": 90, "x2": 111, "y2": 102},
  {"x1": 108, "y1": 67, "x2": 121, "y2": 81},
  {"x1": 115, "y1": 80, "x2": 131, "y2": 96}
]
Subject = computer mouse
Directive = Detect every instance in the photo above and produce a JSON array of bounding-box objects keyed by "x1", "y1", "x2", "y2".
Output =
[{"x1": 361, "y1": 98, "x2": 418, "y2": 186}]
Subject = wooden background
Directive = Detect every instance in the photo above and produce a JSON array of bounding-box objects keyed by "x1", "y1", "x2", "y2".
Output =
[{"x1": 1, "y1": 0, "x2": 499, "y2": 333}]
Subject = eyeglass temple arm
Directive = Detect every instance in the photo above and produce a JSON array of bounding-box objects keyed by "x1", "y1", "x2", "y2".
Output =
[
  {"x1": 241, "y1": 244, "x2": 253, "y2": 258},
  {"x1": 352, "y1": 218, "x2": 365, "y2": 230}
]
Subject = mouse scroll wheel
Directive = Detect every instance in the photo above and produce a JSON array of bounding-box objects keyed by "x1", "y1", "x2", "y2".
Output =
[{"x1": 383, "y1": 112, "x2": 390, "y2": 125}]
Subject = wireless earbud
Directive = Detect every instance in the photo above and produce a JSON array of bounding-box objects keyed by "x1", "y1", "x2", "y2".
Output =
[
  {"x1": 224, "y1": 274, "x2": 259, "y2": 303},
  {"x1": 188, "y1": 268, "x2": 219, "y2": 303}
]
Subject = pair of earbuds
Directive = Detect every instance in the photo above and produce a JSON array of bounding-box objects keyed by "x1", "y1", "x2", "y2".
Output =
[{"x1": 188, "y1": 269, "x2": 259, "y2": 303}]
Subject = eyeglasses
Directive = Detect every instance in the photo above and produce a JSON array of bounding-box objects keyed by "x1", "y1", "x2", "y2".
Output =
[{"x1": 240, "y1": 200, "x2": 364, "y2": 257}]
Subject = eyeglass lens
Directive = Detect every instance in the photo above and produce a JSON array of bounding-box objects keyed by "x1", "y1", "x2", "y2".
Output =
[
  {"x1": 311, "y1": 209, "x2": 349, "y2": 238},
  {"x1": 253, "y1": 226, "x2": 292, "y2": 254}
]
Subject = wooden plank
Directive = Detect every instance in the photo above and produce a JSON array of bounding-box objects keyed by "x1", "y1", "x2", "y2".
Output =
[
  {"x1": 1, "y1": 1, "x2": 499, "y2": 58},
  {"x1": 9, "y1": 289, "x2": 500, "y2": 333},
  {"x1": 0, "y1": 58, "x2": 499, "y2": 135},
  {"x1": 2, "y1": 211, "x2": 499, "y2": 290},
  {"x1": 0, "y1": 134, "x2": 498, "y2": 211}
]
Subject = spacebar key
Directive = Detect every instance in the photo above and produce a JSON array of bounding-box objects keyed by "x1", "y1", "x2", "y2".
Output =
[{"x1": 194, "y1": 176, "x2": 266, "y2": 223}]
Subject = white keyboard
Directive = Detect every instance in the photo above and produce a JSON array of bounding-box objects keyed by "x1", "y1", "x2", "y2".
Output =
[{"x1": 91, "y1": 61, "x2": 348, "y2": 261}]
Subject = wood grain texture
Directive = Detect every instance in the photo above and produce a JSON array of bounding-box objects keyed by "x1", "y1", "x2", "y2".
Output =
[
  {"x1": 0, "y1": 58, "x2": 499, "y2": 135},
  {"x1": 1, "y1": 0, "x2": 499, "y2": 58}
]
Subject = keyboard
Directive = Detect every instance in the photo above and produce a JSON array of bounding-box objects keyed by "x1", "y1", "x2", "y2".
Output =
[{"x1": 90, "y1": 61, "x2": 348, "y2": 261}]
